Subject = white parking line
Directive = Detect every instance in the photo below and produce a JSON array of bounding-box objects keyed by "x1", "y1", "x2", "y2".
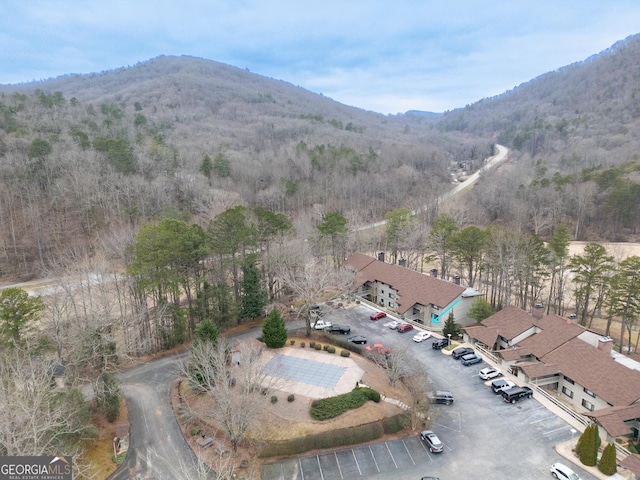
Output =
[
  {"x1": 334, "y1": 452, "x2": 343, "y2": 479},
  {"x1": 369, "y1": 445, "x2": 380, "y2": 472},
  {"x1": 530, "y1": 415, "x2": 556, "y2": 424},
  {"x1": 544, "y1": 426, "x2": 570, "y2": 436},
  {"x1": 385, "y1": 442, "x2": 398, "y2": 469},
  {"x1": 351, "y1": 449, "x2": 362, "y2": 476},
  {"x1": 402, "y1": 439, "x2": 416, "y2": 465},
  {"x1": 316, "y1": 456, "x2": 324, "y2": 480},
  {"x1": 299, "y1": 458, "x2": 305, "y2": 480}
]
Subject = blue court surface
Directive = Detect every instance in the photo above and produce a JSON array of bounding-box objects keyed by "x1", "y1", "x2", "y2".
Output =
[{"x1": 262, "y1": 354, "x2": 346, "y2": 389}]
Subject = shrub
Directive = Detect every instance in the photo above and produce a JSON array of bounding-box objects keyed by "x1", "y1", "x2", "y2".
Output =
[
  {"x1": 327, "y1": 346, "x2": 336, "y2": 354},
  {"x1": 288, "y1": 394, "x2": 295, "y2": 402},
  {"x1": 290, "y1": 340, "x2": 295, "y2": 345},
  {"x1": 190, "y1": 427, "x2": 202, "y2": 436},
  {"x1": 315, "y1": 344, "x2": 322, "y2": 350},
  {"x1": 340, "y1": 350, "x2": 350, "y2": 357},
  {"x1": 598, "y1": 443, "x2": 617, "y2": 475},
  {"x1": 309, "y1": 341, "x2": 316, "y2": 348},
  {"x1": 323, "y1": 344, "x2": 330, "y2": 351},
  {"x1": 271, "y1": 395, "x2": 278, "y2": 404},
  {"x1": 310, "y1": 388, "x2": 371, "y2": 420},
  {"x1": 578, "y1": 424, "x2": 598, "y2": 466},
  {"x1": 300, "y1": 342, "x2": 305, "y2": 348},
  {"x1": 359, "y1": 386, "x2": 381, "y2": 403}
]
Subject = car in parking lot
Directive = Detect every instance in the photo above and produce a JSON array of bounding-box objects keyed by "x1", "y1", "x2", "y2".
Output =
[
  {"x1": 431, "y1": 338, "x2": 449, "y2": 350},
  {"x1": 370, "y1": 312, "x2": 387, "y2": 320},
  {"x1": 413, "y1": 331, "x2": 432, "y2": 342},
  {"x1": 460, "y1": 353, "x2": 483, "y2": 366},
  {"x1": 420, "y1": 430, "x2": 444, "y2": 453},
  {"x1": 428, "y1": 390, "x2": 454, "y2": 405},
  {"x1": 347, "y1": 335, "x2": 367, "y2": 344},
  {"x1": 397, "y1": 323, "x2": 414, "y2": 333},
  {"x1": 365, "y1": 343, "x2": 391, "y2": 354},
  {"x1": 491, "y1": 379, "x2": 516, "y2": 394},
  {"x1": 550, "y1": 462, "x2": 581, "y2": 480},
  {"x1": 479, "y1": 367, "x2": 502, "y2": 380},
  {"x1": 324, "y1": 324, "x2": 351, "y2": 334},
  {"x1": 388, "y1": 320, "x2": 402, "y2": 329},
  {"x1": 502, "y1": 386, "x2": 533, "y2": 403},
  {"x1": 451, "y1": 346, "x2": 474, "y2": 359}
]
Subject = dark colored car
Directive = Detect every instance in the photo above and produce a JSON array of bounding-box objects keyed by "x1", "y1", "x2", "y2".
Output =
[
  {"x1": 347, "y1": 335, "x2": 367, "y2": 344},
  {"x1": 432, "y1": 338, "x2": 449, "y2": 350},
  {"x1": 428, "y1": 390, "x2": 454, "y2": 405},
  {"x1": 420, "y1": 430, "x2": 444, "y2": 453},
  {"x1": 451, "y1": 346, "x2": 474, "y2": 359},
  {"x1": 370, "y1": 312, "x2": 387, "y2": 320},
  {"x1": 324, "y1": 324, "x2": 351, "y2": 334},
  {"x1": 502, "y1": 386, "x2": 533, "y2": 403},
  {"x1": 460, "y1": 353, "x2": 483, "y2": 366},
  {"x1": 397, "y1": 323, "x2": 414, "y2": 333}
]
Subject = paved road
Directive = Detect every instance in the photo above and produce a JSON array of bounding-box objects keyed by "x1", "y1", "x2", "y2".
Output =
[{"x1": 261, "y1": 305, "x2": 597, "y2": 480}]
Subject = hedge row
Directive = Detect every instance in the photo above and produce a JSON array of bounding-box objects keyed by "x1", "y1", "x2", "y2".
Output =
[
  {"x1": 310, "y1": 388, "x2": 371, "y2": 420},
  {"x1": 258, "y1": 413, "x2": 409, "y2": 458},
  {"x1": 322, "y1": 333, "x2": 364, "y2": 354}
]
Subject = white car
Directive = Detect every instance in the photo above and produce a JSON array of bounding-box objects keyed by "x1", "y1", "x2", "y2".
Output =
[
  {"x1": 479, "y1": 367, "x2": 502, "y2": 380},
  {"x1": 550, "y1": 462, "x2": 581, "y2": 480},
  {"x1": 388, "y1": 320, "x2": 402, "y2": 329},
  {"x1": 413, "y1": 331, "x2": 432, "y2": 342}
]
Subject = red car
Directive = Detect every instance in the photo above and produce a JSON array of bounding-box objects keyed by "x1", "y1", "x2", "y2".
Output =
[
  {"x1": 397, "y1": 323, "x2": 414, "y2": 333},
  {"x1": 366, "y1": 343, "x2": 391, "y2": 354},
  {"x1": 370, "y1": 312, "x2": 387, "y2": 320}
]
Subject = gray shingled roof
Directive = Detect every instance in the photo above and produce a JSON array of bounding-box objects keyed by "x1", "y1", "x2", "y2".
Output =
[{"x1": 345, "y1": 253, "x2": 466, "y2": 314}]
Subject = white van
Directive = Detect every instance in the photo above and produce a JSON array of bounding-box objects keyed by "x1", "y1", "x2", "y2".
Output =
[{"x1": 550, "y1": 463, "x2": 581, "y2": 480}]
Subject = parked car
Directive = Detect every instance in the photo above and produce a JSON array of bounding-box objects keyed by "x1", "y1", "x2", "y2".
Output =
[
  {"x1": 420, "y1": 430, "x2": 444, "y2": 453},
  {"x1": 428, "y1": 390, "x2": 454, "y2": 405},
  {"x1": 370, "y1": 312, "x2": 387, "y2": 320},
  {"x1": 491, "y1": 379, "x2": 516, "y2": 394},
  {"x1": 413, "y1": 331, "x2": 432, "y2": 342},
  {"x1": 365, "y1": 343, "x2": 391, "y2": 354},
  {"x1": 451, "y1": 346, "x2": 474, "y2": 359},
  {"x1": 324, "y1": 324, "x2": 351, "y2": 334},
  {"x1": 312, "y1": 319, "x2": 332, "y2": 330},
  {"x1": 460, "y1": 353, "x2": 483, "y2": 366},
  {"x1": 347, "y1": 335, "x2": 367, "y2": 345},
  {"x1": 479, "y1": 367, "x2": 502, "y2": 380},
  {"x1": 388, "y1": 320, "x2": 402, "y2": 329},
  {"x1": 502, "y1": 386, "x2": 533, "y2": 403},
  {"x1": 431, "y1": 338, "x2": 449, "y2": 350},
  {"x1": 550, "y1": 462, "x2": 581, "y2": 480},
  {"x1": 397, "y1": 323, "x2": 414, "y2": 333}
]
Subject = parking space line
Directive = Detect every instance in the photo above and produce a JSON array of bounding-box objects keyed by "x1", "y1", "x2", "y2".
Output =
[
  {"x1": 385, "y1": 442, "x2": 398, "y2": 469},
  {"x1": 368, "y1": 445, "x2": 380, "y2": 472},
  {"x1": 530, "y1": 415, "x2": 556, "y2": 424},
  {"x1": 402, "y1": 439, "x2": 416, "y2": 465},
  {"x1": 316, "y1": 456, "x2": 324, "y2": 480},
  {"x1": 334, "y1": 452, "x2": 343, "y2": 479},
  {"x1": 544, "y1": 426, "x2": 570, "y2": 436},
  {"x1": 299, "y1": 458, "x2": 305, "y2": 480},
  {"x1": 351, "y1": 449, "x2": 362, "y2": 476}
]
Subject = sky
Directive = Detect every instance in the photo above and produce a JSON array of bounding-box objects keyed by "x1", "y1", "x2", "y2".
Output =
[{"x1": 2, "y1": 1, "x2": 640, "y2": 115}]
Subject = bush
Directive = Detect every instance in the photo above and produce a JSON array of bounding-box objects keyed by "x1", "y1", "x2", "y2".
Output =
[
  {"x1": 315, "y1": 344, "x2": 322, "y2": 350},
  {"x1": 310, "y1": 388, "x2": 373, "y2": 420},
  {"x1": 359, "y1": 386, "x2": 381, "y2": 403},
  {"x1": 288, "y1": 394, "x2": 295, "y2": 402},
  {"x1": 323, "y1": 344, "x2": 330, "y2": 351},
  {"x1": 578, "y1": 424, "x2": 598, "y2": 466},
  {"x1": 190, "y1": 427, "x2": 202, "y2": 436},
  {"x1": 290, "y1": 340, "x2": 295, "y2": 345},
  {"x1": 340, "y1": 350, "x2": 350, "y2": 357},
  {"x1": 327, "y1": 346, "x2": 336, "y2": 354},
  {"x1": 300, "y1": 342, "x2": 305, "y2": 348},
  {"x1": 271, "y1": 395, "x2": 278, "y2": 404},
  {"x1": 598, "y1": 443, "x2": 617, "y2": 475},
  {"x1": 309, "y1": 341, "x2": 316, "y2": 348}
]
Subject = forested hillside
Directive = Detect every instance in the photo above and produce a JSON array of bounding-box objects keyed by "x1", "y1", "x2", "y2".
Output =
[
  {"x1": 437, "y1": 34, "x2": 640, "y2": 240},
  {"x1": 0, "y1": 56, "x2": 489, "y2": 279}
]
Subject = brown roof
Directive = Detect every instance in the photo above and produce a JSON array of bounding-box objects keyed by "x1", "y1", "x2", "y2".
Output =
[
  {"x1": 542, "y1": 338, "x2": 640, "y2": 406},
  {"x1": 517, "y1": 315, "x2": 585, "y2": 358},
  {"x1": 474, "y1": 305, "x2": 538, "y2": 341},
  {"x1": 587, "y1": 404, "x2": 640, "y2": 438},
  {"x1": 516, "y1": 362, "x2": 561, "y2": 378},
  {"x1": 462, "y1": 325, "x2": 500, "y2": 347},
  {"x1": 621, "y1": 454, "x2": 640, "y2": 475},
  {"x1": 345, "y1": 253, "x2": 465, "y2": 315}
]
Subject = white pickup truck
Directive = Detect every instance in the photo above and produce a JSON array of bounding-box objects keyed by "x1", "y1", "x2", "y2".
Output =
[{"x1": 312, "y1": 319, "x2": 332, "y2": 330}]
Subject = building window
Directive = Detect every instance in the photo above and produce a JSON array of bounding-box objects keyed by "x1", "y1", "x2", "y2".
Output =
[
  {"x1": 583, "y1": 387, "x2": 596, "y2": 398},
  {"x1": 564, "y1": 376, "x2": 575, "y2": 385},
  {"x1": 562, "y1": 386, "x2": 573, "y2": 399},
  {"x1": 381, "y1": 290, "x2": 384, "y2": 294},
  {"x1": 582, "y1": 399, "x2": 595, "y2": 411}
]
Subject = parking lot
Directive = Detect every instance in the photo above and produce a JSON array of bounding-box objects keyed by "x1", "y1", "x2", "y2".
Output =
[{"x1": 262, "y1": 305, "x2": 597, "y2": 480}]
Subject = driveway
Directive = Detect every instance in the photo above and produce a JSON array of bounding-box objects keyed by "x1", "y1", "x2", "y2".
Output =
[{"x1": 262, "y1": 305, "x2": 597, "y2": 480}]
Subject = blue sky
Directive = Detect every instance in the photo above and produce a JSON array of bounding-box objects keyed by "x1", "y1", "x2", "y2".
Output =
[{"x1": 2, "y1": 1, "x2": 639, "y2": 114}]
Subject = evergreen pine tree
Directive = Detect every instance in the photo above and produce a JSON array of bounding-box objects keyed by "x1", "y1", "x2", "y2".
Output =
[
  {"x1": 262, "y1": 309, "x2": 288, "y2": 348},
  {"x1": 598, "y1": 443, "x2": 617, "y2": 475},
  {"x1": 240, "y1": 256, "x2": 267, "y2": 320},
  {"x1": 579, "y1": 424, "x2": 598, "y2": 466},
  {"x1": 442, "y1": 311, "x2": 460, "y2": 339}
]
